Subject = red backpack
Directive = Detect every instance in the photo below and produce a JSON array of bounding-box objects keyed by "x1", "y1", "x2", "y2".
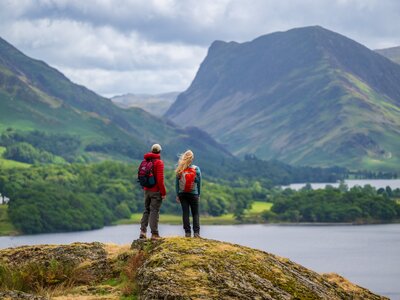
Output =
[
  {"x1": 137, "y1": 159, "x2": 156, "y2": 188},
  {"x1": 179, "y1": 167, "x2": 197, "y2": 193}
]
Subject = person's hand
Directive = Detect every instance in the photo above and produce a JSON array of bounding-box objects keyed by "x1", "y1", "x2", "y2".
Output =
[
  {"x1": 176, "y1": 196, "x2": 180, "y2": 203},
  {"x1": 162, "y1": 195, "x2": 166, "y2": 200}
]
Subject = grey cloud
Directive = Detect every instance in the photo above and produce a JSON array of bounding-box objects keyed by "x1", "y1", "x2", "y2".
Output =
[
  {"x1": 0, "y1": 0, "x2": 399, "y2": 96},
  {"x1": 5, "y1": 0, "x2": 400, "y2": 48}
]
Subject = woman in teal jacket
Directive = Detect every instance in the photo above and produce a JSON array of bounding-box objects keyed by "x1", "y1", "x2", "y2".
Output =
[{"x1": 175, "y1": 150, "x2": 201, "y2": 238}]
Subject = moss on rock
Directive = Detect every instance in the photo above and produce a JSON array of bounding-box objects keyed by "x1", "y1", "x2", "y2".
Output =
[
  {"x1": 132, "y1": 237, "x2": 387, "y2": 300},
  {"x1": 0, "y1": 239, "x2": 388, "y2": 300},
  {"x1": 0, "y1": 242, "x2": 136, "y2": 299}
]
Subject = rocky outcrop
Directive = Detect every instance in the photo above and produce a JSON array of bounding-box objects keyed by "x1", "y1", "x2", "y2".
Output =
[
  {"x1": 0, "y1": 239, "x2": 388, "y2": 299},
  {"x1": 0, "y1": 242, "x2": 132, "y2": 299},
  {"x1": 132, "y1": 237, "x2": 387, "y2": 300},
  {"x1": 0, "y1": 290, "x2": 48, "y2": 300}
]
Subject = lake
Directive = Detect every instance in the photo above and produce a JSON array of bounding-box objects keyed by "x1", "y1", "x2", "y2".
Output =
[
  {"x1": 1, "y1": 223, "x2": 399, "y2": 299},
  {"x1": 283, "y1": 179, "x2": 400, "y2": 190}
]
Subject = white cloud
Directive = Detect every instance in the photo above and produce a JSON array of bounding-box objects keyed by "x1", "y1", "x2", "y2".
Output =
[
  {"x1": 0, "y1": 15, "x2": 206, "y2": 95},
  {"x1": 60, "y1": 66, "x2": 197, "y2": 97}
]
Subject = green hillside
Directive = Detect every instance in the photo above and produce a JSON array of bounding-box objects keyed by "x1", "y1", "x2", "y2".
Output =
[
  {"x1": 0, "y1": 36, "x2": 232, "y2": 168},
  {"x1": 0, "y1": 146, "x2": 30, "y2": 169},
  {"x1": 0, "y1": 36, "x2": 346, "y2": 183},
  {"x1": 166, "y1": 26, "x2": 400, "y2": 171}
]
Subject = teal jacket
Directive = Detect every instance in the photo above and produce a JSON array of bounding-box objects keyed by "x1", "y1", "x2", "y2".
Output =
[{"x1": 175, "y1": 165, "x2": 201, "y2": 196}]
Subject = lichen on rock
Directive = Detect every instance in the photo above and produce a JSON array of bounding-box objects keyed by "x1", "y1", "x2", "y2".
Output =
[
  {"x1": 132, "y1": 237, "x2": 387, "y2": 300},
  {"x1": 0, "y1": 242, "x2": 134, "y2": 299},
  {"x1": 0, "y1": 238, "x2": 389, "y2": 300}
]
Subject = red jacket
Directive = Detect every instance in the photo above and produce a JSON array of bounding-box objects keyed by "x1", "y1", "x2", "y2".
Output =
[{"x1": 143, "y1": 152, "x2": 166, "y2": 197}]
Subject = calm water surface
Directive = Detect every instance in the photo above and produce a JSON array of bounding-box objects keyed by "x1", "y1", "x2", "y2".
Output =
[
  {"x1": 285, "y1": 179, "x2": 400, "y2": 190},
  {"x1": 1, "y1": 224, "x2": 399, "y2": 299}
]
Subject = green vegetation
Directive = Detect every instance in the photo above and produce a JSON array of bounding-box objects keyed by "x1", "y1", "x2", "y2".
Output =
[
  {"x1": 0, "y1": 162, "x2": 140, "y2": 234},
  {"x1": 0, "y1": 128, "x2": 346, "y2": 185},
  {"x1": 0, "y1": 161, "x2": 272, "y2": 234},
  {"x1": 0, "y1": 146, "x2": 31, "y2": 169},
  {"x1": 0, "y1": 129, "x2": 348, "y2": 235},
  {"x1": 116, "y1": 213, "x2": 237, "y2": 225},
  {"x1": 208, "y1": 154, "x2": 347, "y2": 188},
  {"x1": 248, "y1": 201, "x2": 273, "y2": 213},
  {"x1": 0, "y1": 205, "x2": 18, "y2": 235},
  {"x1": 0, "y1": 259, "x2": 76, "y2": 292},
  {"x1": 0, "y1": 129, "x2": 82, "y2": 162},
  {"x1": 3, "y1": 142, "x2": 63, "y2": 164},
  {"x1": 265, "y1": 184, "x2": 400, "y2": 223},
  {"x1": 0, "y1": 37, "x2": 233, "y2": 168},
  {"x1": 117, "y1": 201, "x2": 272, "y2": 226},
  {"x1": 0, "y1": 242, "x2": 137, "y2": 299}
]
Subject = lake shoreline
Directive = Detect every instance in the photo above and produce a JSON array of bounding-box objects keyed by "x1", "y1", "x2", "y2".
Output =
[{"x1": 2, "y1": 218, "x2": 400, "y2": 237}]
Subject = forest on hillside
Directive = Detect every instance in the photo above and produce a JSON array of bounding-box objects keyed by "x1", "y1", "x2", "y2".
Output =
[
  {"x1": 1, "y1": 161, "x2": 399, "y2": 234},
  {"x1": 264, "y1": 184, "x2": 400, "y2": 223},
  {"x1": 1, "y1": 129, "x2": 399, "y2": 234},
  {"x1": 0, "y1": 161, "x2": 267, "y2": 234}
]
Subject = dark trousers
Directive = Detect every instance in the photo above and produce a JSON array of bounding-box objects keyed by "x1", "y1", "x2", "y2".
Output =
[
  {"x1": 140, "y1": 190, "x2": 162, "y2": 235},
  {"x1": 179, "y1": 193, "x2": 200, "y2": 234}
]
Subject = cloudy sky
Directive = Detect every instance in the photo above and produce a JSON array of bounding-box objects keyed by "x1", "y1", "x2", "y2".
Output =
[{"x1": 0, "y1": 0, "x2": 399, "y2": 97}]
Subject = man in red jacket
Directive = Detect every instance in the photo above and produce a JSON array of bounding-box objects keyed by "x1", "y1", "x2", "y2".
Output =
[{"x1": 139, "y1": 144, "x2": 167, "y2": 240}]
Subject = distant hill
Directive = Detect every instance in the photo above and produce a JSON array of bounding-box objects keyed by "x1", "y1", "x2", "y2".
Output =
[
  {"x1": 166, "y1": 26, "x2": 400, "y2": 171},
  {"x1": 375, "y1": 46, "x2": 400, "y2": 64},
  {"x1": 0, "y1": 36, "x2": 232, "y2": 167},
  {"x1": 112, "y1": 92, "x2": 179, "y2": 117}
]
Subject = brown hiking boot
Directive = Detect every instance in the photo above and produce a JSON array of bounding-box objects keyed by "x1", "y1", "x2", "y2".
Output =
[
  {"x1": 151, "y1": 233, "x2": 162, "y2": 240},
  {"x1": 194, "y1": 233, "x2": 201, "y2": 238},
  {"x1": 185, "y1": 232, "x2": 191, "y2": 238},
  {"x1": 139, "y1": 231, "x2": 147, "y2": 239}
]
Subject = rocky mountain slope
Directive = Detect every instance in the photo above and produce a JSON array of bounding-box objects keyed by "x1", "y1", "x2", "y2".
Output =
[
  {"x1": 376, "y1": 46, "x2": 400, "y2": 64},
  {"x1": 0, "y1": 238, "x2": 387, "y2": 299},
  {"x1": 166, "y1": 26, "x2": 400, "y2": 171},
  {"x1": 112, "y1": 91, "x2": 179, "y2": 116},
  {"x1": 0, "y1": 37, "x2": 231, "y2": 165}
]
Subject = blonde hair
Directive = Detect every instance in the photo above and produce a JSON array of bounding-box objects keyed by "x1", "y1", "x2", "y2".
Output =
[{"x1": 175, "y1": 150, "x2": 194, "y2": 176}]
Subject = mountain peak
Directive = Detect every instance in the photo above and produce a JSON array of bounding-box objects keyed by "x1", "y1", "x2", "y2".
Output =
[{"x1": 166, "y1": 27, "x2": 400, "y2": 170}]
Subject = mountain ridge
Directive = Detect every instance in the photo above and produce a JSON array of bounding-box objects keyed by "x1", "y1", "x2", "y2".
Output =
[
  {"x1": 166, "y1": 26, "x2": 400, "y2": 170},
  {"x1": 375, "y1": 46, "x2": 400, "y2": 64},
  {"x1": 111, "y1": 91, "x2": 179, "y2": 117},
  {"x1": 0, "y1": 36, "x2": 233, "y2": 167}
]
